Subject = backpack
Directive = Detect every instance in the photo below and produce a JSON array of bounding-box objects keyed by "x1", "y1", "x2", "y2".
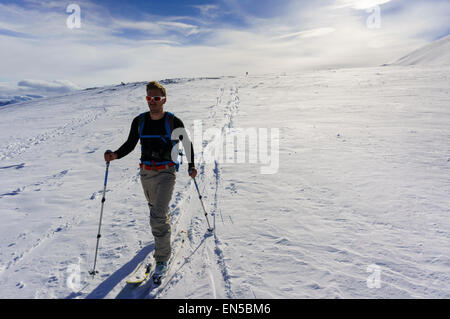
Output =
[{"x1": 137, "y1": 111, "x2": 179, "y2": 170}]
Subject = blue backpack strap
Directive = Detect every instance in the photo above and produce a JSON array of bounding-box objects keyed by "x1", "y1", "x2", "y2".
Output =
[
  {"x1": 138, "y1": 112, "x2": 148, "y2": 138},
  {"x1": 165, "y1": 112, "x2": 180, "y2": 171}
]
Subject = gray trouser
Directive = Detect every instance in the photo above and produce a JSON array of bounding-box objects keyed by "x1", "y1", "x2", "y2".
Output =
[{"x1": 140, "y1": 166, "x2": 176, "y2": 262}]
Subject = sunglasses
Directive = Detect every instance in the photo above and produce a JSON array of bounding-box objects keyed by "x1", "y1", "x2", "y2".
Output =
[{"x1": 146, "y1": 96, "x2": 166, "y2": 102}]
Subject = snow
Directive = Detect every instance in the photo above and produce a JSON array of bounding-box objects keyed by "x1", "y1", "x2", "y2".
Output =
[
  {"x1": 0, "y1": 64, "x2": 449, "y2": 299},
  {"x1": 390, "y1": 34, "x2": 450, "y2": 66}
]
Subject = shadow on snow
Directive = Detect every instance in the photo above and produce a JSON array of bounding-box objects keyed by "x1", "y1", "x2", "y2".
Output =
[{"x1": 66, "y1": 243, "x2": 155, "y2": 299}]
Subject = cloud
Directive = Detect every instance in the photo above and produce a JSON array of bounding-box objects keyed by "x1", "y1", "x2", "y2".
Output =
[
  {"x1": 157, "y1": 21, "x2": 200, "y2": 36},
  {"x1": 0, "y1": 79, "x2": 78, "y2": 106},
  {"x1": 0, "y1": 0, "x2": 449, "y2": 89},
  {"x1": 334, "y1": 0, "x2": 392, "y2": 10},
  {"x1": 114, "y1": 20, "x2": 162, "y2": 32},
  {"x1": 0, "y1": 27, "x2": 35, "y2": 39},
  {"x1": 191, "y1": 4, "x2": 221, "y2": 18},
  {"x1": 274, "y1": 27, "x2": 336, "y2": 40},
  {"x1": 17, "y1": 79, "x2": 80, "y2": 94}
]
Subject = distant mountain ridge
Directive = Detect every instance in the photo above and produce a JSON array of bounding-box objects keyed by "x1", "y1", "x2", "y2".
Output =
[
  {"x1": 0, "y1": 94, "x2": 44, "y2": 107},
  {"x1": 389, "y1": 34, "x2": 450, "y2": 66}
]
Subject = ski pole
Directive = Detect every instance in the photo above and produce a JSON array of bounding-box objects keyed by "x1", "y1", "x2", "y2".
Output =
[
  {"x1": 193, "y1": 177, "x2": 214, "y2": 232},
  {"x1": 89, "y1": 159, "x2": 110, "y2": 276}
]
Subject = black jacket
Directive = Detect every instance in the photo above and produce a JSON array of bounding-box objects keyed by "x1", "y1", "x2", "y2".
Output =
[{"x1": 114, "y1": 112, "x2": 195, "y2": 168}]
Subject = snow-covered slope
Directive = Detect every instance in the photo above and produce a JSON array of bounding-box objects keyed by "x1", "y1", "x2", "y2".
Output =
[
  {"x1": 390, "y1": 34, "x2": 450, "y2": 66},
  {"x1": 0, "y1": 65, "x2": 449, "y2": 299}
]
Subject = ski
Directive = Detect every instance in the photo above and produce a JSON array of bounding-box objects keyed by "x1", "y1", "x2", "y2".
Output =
[
  {"x1": 125, "y1": 229, "x2": 186, "y2": 286},
  {"x1": 126, "y1": 261, "x2": 154, "y2": 285}
]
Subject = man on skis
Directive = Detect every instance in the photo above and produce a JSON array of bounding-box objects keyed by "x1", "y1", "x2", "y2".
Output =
[{"x1": 104, "y1": 81, "x2": 197, "y2": 282}]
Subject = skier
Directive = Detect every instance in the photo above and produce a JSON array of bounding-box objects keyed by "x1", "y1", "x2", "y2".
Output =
[{"x1": 104, "y1": 81, "x2": 197, "y2": 282}]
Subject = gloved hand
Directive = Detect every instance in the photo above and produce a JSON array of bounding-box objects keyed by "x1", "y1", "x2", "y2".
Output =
[
  {"x1": 188, "y1": 167, "x2": 197, "y2": 178},
  {"x1": 104, "y1": 150, "x2": 118, "y2": 163}
]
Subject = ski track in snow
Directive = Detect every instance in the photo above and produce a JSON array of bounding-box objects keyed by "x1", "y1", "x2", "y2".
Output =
[
  {"x1": 204, "y1": 84, "x2": 240, "y2": 299},
  {"x1": 0, "y1": 171, "x2": 73, "y2": 278},
  {"x1": 211, "y1": 161, "x2": 235, "y2": 299},
  {"x1": 193, "y1": 84, "x2": 239, "y2": 299},
  {"x1": 0, "y1": 169, "x2": 69, "y2": 199},
  {"x1": 0, "y1": 109, "x2": 106, "y2": 161}
]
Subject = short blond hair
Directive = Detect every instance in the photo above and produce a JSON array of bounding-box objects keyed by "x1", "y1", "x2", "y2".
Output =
[{"x1": 146, "y1": 81, "x2": 166, "y2": 96}]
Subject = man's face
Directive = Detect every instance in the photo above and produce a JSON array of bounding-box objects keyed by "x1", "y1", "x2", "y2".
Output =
[{"x1": 147, "y1": 88, "x2": 166, "y2": 113}]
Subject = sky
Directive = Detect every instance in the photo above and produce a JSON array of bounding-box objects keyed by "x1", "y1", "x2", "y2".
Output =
[{"x1": 0, "y1": 0, "x2": 449, "y2": 95}]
